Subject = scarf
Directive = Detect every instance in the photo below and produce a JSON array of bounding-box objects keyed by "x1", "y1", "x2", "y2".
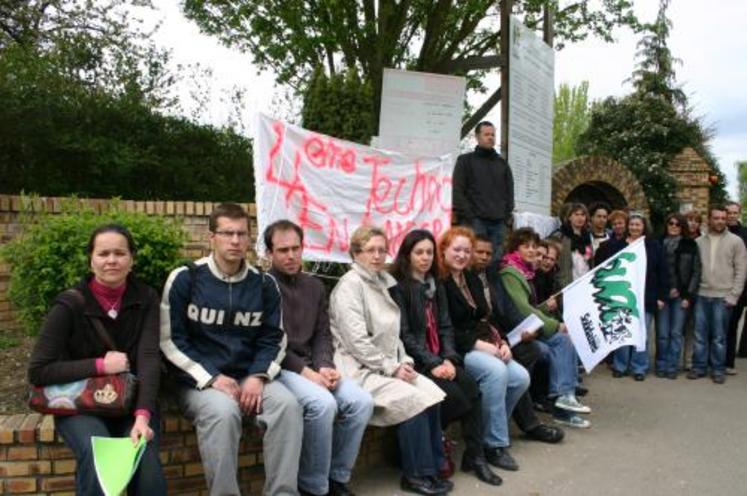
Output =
[
  {"x1": 560, "y1": 223, "x2": 592, "y2": 257},
  {"x1": 501, "y1": 251, "x2": 536, "y2": 281}
]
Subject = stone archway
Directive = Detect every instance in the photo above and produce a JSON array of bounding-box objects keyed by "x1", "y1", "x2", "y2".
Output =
[{"x1": 552, "y1": 156, "x2": 649, "y2": 216}]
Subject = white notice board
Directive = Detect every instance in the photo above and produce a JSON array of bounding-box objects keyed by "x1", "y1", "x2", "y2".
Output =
[
  {"x1": 378, "y1": 69, "x2": 466, "y2": 156},
  {"x1": 507, "y1": 16, "x2": 555, "y2": 215}
]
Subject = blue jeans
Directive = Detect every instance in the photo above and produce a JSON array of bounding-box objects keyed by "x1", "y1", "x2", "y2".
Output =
[
  {"x1": 614, "y1": 312, "x2": 654, "y2": 375},
  {"x1": 464, "y1": 350, "x2": 529, "y2": 448},
  {"x1": 693, "y1": 296, "x2": 732, "y2": 376},
  {"x1": 535, "y1": 332, "x2": 579, "y2": 396},
  {"x1": 397, "y1": 405, "x2": 444, "y2": 478},
  {"x1": 656, "y1": 299, "x2": 688, "y2": 374},
  {"x1": 470, "y1": 218, "x2": 507, "y2": 261},
  {"x1": 55, "y1": 414, "x2": 166, "y2": 496},
  {"x1": 279, "y1": 371, "x2": 374, "y2": 494}
]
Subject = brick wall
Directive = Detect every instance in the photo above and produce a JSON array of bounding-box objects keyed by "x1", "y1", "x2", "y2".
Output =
[
  {"x1": 668, "y1": 147, "x2": 712, "y2": 214},
  {"x1": 0, "y1": 195, "x2": 258, "y2": 331},
  {"x1": 0, "y1": 413, "x2": 397, "y2": 495}
]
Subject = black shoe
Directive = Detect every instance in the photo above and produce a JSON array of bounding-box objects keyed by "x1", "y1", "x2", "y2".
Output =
[
  {"x1": 329, "y1": 479, "x2": 355, "y2": 496},
  {"x1": 667, "y1": 372, "x2": 678, "y2": 380},
  {"x1": 461, "y1": 455, "x2": 502, "y2": 486},
  {"x1": 633, "y1": 373, "x2": 645, "y2": 381},
  {"x1": 400, "y1": 476, "x2": 447, "y2": 495},
  {"x1": 523, "y1": 424, "x2": 565, "y2": 444},
  {"x1": 687, "y1": 370, "x2": 704, "y2": 380},
  {"x1": 575, "y1": 385, "x2": 589, "y2": 397},
  {"x1": 612, "y1": 370, "x2": 625, "y2": 378},
  {"x1": 485, "y1": 447, "x2": 519, "y2": 471},
  {"x1": 712, "y1": 375, "x2": 726, "y2": 384},
  {"x1": 654, "y1": 370, "x2": 665, "y2": 378},
  {"x1": 431, "y1": 477, "x2": 453, "y2": 492}
]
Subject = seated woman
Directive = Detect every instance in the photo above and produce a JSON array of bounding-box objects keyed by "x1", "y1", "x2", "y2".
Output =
[
  {"x1": 498, "y1": 227, "x2": 592, "y2": 429},
  {"x1": 28, "y1": 224, "x2": 166, "y2": 495},
  {"x1": 438, "y1": 227, "x2": 530, "y2": 471},
  {"x1": 330, "y1": 226, "x2": 450, "y2": 496},
  {"x1": 391, "y1": 229, "x2": 502, "y2": 486},
  {"x1": 596, "y1": 213, "x2": 668, "y2": 381}
]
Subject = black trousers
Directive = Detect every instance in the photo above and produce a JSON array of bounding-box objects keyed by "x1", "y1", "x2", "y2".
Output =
[
  {"x1": 508, "y1": 340, "x2": 543, "y2": 432},
  {"x1": 728, "y1": 291, "x2": 747, "y2": 363},
  {"x1": 428, "y1": 366, "x2": 483, "y2": 459}
]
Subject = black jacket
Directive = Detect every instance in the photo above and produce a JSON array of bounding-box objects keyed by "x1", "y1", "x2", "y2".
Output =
[
  {"x1": 660, "y1": 236, "x2": 702, "y2": 302},
  {"x1": 28, "y1": 275, "x2": 161, "y2": 414},
  {"x1": 442, "y1": 270, "x2": 513, "y2": 355},
  {"x1": 452, "y1": 146, "x2": 514, "y2": 223},
  {"x1": 393, "y1": 278, "x2": 461, "y2": 372}
]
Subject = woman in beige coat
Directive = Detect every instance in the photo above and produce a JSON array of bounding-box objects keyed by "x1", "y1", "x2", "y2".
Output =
[{"x1": 330, "y1": 226, "x2": 450, "y2": 495}]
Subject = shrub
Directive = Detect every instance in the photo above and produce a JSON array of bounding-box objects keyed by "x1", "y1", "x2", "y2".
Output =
[{"x1": 0, "y1": 199, "x2": 186, "y2": 334}]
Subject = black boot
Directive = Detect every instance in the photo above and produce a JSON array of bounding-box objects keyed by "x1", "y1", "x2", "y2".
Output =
[{"x1": 461, "y1": 455, "x2": 503, "y2": 486}]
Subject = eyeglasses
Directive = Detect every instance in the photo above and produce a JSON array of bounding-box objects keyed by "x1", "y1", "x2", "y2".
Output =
[
  {"x1": 362, "y1": 247, "x2": 387, "y2": 255},
  {"x1": 214, "y1": 230, "x2": 249, "y2": 240},
  {"x1": 667, "y1": 221, "x2": 681, "y2": 227}
]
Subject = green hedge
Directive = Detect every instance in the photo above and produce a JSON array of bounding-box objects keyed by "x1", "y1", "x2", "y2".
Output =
[{"x1": 1, "y1": 199, "x2": 186, "y2": 334}]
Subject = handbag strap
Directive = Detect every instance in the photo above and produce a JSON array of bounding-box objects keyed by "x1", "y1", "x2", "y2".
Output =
[{"x1": 62, "y1": 288, "x2": 118, "y2": 352}]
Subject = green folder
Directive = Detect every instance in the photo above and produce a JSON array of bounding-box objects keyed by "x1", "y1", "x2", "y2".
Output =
[{"x1": 92, "y1": 436, "x2": 147, "y2": 496}]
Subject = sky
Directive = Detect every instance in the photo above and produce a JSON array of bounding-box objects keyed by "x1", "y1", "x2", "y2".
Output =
[{"x1": 147, "y1": 0, "x2": 747, "y2": 198}]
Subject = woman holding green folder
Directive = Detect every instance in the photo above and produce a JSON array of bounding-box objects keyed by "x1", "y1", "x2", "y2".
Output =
[{"x1": 28, "y1": 224, "x2": 166, "y2": 495}]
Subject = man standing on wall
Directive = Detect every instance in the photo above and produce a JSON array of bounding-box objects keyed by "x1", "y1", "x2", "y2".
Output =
[
  {"x1": 452, "y1": 121, "x2": 515, "y2": 260},
  {"x1": 161, "y1": 203, "x2": 303, "y2": 495}
]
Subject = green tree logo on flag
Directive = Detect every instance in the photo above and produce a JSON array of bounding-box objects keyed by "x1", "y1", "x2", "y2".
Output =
[{"x1": 591, "y1": 253, "x2": 641, "y2": 345}]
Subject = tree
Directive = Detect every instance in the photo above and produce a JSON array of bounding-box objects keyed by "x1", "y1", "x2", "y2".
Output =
[
  {"x1": 301, "y1": 67, "x2": 375, "y2": 143},
  {"x1": 578, "y1": 0, "x2": 727, "y2": 228},
  {"x1": 182, "y1": 0, "x2": 641, "y2": 136},
  {"x1": 553, "y1": 81, "x2": 590, "y2": 164},
  {"x1": 0, "y1": 1, "x2": 256, "y2": 202}
]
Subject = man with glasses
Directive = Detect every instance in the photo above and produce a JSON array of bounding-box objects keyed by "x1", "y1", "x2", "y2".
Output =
[{"x1": 161, "y1": 203, "x2": 303, "y2": 495}]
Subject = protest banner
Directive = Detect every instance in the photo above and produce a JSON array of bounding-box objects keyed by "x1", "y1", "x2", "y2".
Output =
[
  {"x1": 562, "y1": 238, "x2": 648, "y2": 372},
  {"x1": 253, "y1": 113, "x2": 454, "y2": 262}
]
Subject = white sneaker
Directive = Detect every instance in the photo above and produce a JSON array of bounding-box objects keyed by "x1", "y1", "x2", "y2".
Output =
[
  {"x1": 553, "y1": 414, "x2": 591, "y2": 429},
  {"x1": 554, "y1": 394, "x2": 591, "y2": 414}
]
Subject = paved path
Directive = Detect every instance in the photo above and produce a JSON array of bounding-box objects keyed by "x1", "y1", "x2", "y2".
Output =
[{"x1": 353, "y1": 357, "x2": 747, "y2": 495}]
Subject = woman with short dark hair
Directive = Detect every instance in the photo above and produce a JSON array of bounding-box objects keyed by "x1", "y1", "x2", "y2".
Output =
[{"x1": 656, "y1": 213, "x2": 701, "y2": 379}]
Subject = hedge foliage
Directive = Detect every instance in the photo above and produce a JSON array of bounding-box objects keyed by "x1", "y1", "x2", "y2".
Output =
[{"x1": 0, "y1": 199, "x2": 186, "y2": 334}]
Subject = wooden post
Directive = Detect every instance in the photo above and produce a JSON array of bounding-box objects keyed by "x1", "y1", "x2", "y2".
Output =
[
  {"x1": 499, "y1": 0, "x2": 512, "y2": 157},
  {"x1": 543, "y1": 3, "x2": 555, "y2": 47}
]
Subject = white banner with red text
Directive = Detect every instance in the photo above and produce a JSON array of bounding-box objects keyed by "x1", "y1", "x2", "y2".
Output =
[{"x1": 253, "y1": 113, "x2": 454, "y2": 262}]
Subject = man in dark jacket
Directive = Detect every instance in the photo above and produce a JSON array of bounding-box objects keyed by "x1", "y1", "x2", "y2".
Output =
[
  {"x1": 161, "y1": 203, "x2": 302, "y2": 496},
  {"x1": 265, "y1": 220, "x2": 373, "y2": 496},
  {"x1": 725, "y1": 201, "x2": 747, "y2": 366},
  {"x1": 472, "y1": 237, "x2": 565, "y2": 443},
  {"x1": 452, "y1": 121, "x2": 514, "y2": 260}
]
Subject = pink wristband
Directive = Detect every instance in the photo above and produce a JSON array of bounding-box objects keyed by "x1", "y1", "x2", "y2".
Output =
[
  {"x1": 134, "y1": 409, "x2": 151, "y2": 421},
  {"x1": 95, "y1": 358, "x2": 106, "y2": 375}
]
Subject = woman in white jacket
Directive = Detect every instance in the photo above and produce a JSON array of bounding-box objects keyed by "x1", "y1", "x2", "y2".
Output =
[{"x1": 330, "y1": 226, "x2": 450, "y2": 495}]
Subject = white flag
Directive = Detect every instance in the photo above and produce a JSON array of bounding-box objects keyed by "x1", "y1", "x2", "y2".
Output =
[{"x1": 562, "y1": 238, "x2": 648, "y2": 372}]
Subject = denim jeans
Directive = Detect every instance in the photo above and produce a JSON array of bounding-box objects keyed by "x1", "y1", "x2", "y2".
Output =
[
  {"x1": 614, "y1": 312, "x2": 654, "y2": 375},
  {"x1": 55, "y1": 413, "x2": 166, "y2": 496},
  {"x1": 693, "y1": 296, "x2": 733, "y2": 376},
  {"x1": 470, "y1": 218, "x2": 507, "y2": 261},
  {"x1": 279, "y1": 372, "x2": 374, "y2": 494},
  {"x1": 397, "y1": 405, "x2": 444, "y2": 478},
  {"x1": 464, "y1": 350, "x2": 530, "y2": 448},
  {"x1": 656, "y1": 298, "x2": 688, "y2": 374},
  {"x1": 535, "y1": 332, "x2": 579, "y2": 396}
]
